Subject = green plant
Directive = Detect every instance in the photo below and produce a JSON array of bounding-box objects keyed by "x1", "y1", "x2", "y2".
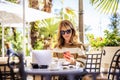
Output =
[
  {"x1": 104, "y1": 13, "x2": 120, "y2": 46},
  {"x1": 104, "y1": 29, "x2": 120, "y2": 46},
  {"x1": 87, "y1": 34, "x2": 105, "y2": 48},
  {"x1": 87, "y1": 29, "x2": 120, "y2": 48},
  {"x1": 90, "y1": 0, "x2": 120, "y2": 14},
  {"x1": 87, "y1": 13, "x2": 120, "y2": 48}
]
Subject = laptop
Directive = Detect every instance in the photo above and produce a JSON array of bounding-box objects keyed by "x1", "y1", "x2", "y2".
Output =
[{"x1": 32, "y1": 50, "x2": 52, "y2": 66}]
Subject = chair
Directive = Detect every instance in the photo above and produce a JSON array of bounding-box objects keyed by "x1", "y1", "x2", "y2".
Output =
[
  {"x1": 0, "y1": 68, "x2": 3, "y2": 80},
  {"x1": 85, "y1": 51, "x2": 103, "y2": 80},
  {"x1": 0, "y1": 61, "x2": 12, "y2": 80},
  {"x1": 108, "y1": 49, "x2": 120, "y2": 80},
  {"x1": 7, "y1": 52, "x2": 26, "y2": 80},
  {"x1": 96, "y1": 49, "x2": 120, "y2": 80}
]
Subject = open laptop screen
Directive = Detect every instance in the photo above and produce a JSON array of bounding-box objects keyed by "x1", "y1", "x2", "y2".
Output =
[{"x1": 32, "y1": 50, "x2": 52, "y2": 65}]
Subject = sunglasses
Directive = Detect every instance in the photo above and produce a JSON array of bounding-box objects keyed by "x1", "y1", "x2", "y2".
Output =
[{"x1": 60, "y1": 29, "x2": 72, "y2": 35}]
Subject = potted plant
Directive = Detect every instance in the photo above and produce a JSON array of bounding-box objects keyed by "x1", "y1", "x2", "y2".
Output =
[
  {"x1": 87, "y1": 34, "x2": 105, "y2": 50},
  {"x1": 87, "y1": 29, "x2": 120, "y2": 70},
  {"x1": 104, "y1": 29, "x2": 120, "y2": 46},
  {"x1": 88, "y1": 28, "x2": 120, "y2": 47},
  {"x1": 87, "y1": 13, "x2": 120, "y2": 69},
  {"x1": 102, "y1": 29, "x2": 120, "y2": 69},
  {"x1": 102, "y1": 13, "x2": 120, "y2": 69}
]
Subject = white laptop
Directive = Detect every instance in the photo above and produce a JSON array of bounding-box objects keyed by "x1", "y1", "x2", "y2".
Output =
[{"x1": 32, "y1": 50, "x2": 52, "y2": 65}]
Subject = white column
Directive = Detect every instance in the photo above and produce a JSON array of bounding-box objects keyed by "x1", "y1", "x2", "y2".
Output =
[
  {"x1": 22, "y1": 0, "x2": 26, "y2": 56},
  {"x1": 2, "y1": 24, "x2": 4, "y2": 57}
]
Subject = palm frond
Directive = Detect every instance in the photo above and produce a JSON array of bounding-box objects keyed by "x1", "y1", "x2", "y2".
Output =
[{"x1": 90, "y1": 0, "x2": 120, "y2": 14}]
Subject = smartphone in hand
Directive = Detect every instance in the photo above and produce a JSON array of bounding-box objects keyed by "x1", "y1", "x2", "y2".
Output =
[{"x1": 63, "y1": 51, "x2": 74, "y2": 62}]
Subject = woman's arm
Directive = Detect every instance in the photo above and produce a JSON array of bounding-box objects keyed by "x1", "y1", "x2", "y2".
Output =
[{"x1": 76, "y1": 44, "x2": 87, "y2": 67}]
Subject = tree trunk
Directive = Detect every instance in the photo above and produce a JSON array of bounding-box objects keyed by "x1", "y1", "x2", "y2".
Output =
[
  {"x1": 78, "y1": 0, "x2": 84, "y2": 43},
  {"x1": 43, "y1": 0, "x2": 52, "y2": 13},
  {"x1": 29, "y1": 0, "x2": 52, "y2": 49},
  {"x1": 29, "y1": 0, "x2": 39, "y2": 9},
  {"x1": 29, "y1": 0, "x2": 39, "y2": 49}
]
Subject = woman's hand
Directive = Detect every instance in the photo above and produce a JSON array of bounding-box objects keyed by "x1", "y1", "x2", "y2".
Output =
[{"x1": 63, "y1": 51, "x2": 75, "y2": 64}]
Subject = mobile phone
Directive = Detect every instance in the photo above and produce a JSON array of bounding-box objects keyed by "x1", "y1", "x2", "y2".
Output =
[{"x1": 64, "y1": 51, "x2": 70, "y2": 55}]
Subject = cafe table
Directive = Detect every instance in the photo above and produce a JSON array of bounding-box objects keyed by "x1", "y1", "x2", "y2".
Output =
[{"x1": 25, "y1": 67, "x2": 87, "y2": 80}]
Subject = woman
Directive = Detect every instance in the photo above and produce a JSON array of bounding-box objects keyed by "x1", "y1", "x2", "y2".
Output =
[{"x1": 52, "y1": 20, "x2": 87, "y2": 80}]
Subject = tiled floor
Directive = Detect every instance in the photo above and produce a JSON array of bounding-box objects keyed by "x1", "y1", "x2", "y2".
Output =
[
  {"x1": 27, "y1": 74, "x2": 108, "y2": 80},
  {"x1": 27, "y1": 75, "x2": 59, "y2": 80},
  {"x1": 27, "y1": 75, "x2": 42, "y2": 80}
]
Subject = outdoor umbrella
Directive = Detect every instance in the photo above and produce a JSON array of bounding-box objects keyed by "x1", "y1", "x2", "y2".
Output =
[
  {"x1": 0, "y1": 1, "x2": 55, "y2": 57},
  {"x1": 0, "y1": 1, "x2": 55, "y2": 25},
  {"x1": 0, "y1": 11, "x2": 22, "y2": 24}
]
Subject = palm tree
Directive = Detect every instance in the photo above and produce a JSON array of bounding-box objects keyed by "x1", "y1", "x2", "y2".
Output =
[
  {"x1": 28, "y1": 0, "x2": 53, "y2": 49},
  {"x1": 90, "y1": 0, "x2": 120, "y2": 14},
  {"x1": 43, "y1": 0, "x2": 52, "y2": 12},
  {"x1": 79, "y1": 0, "x2": 84, "y2": 43},
  {"x1": 28, "y1": 0, "x2": 40, "y2": 49}
]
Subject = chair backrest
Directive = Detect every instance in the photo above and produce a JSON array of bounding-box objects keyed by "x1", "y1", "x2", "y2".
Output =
[
  {"x1": 85, "y1": 51, "x2": 103, "y2": 73},
  {"x1": 108, "y1": 49, "x2": 120, "y2": 80},
  {"x1": 0, "y1": 68, "x2": 3, "y2": 80},
  {"x1": 7, "y1": 52, "x2": 26, "y2": 80},
  {"x1": 0, "y1": 63, "x2": 11, "y2": 80}
]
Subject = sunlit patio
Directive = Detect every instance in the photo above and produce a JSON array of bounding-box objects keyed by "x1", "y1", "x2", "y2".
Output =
[{"x1": 0, "y1": 0, "x2": 120, "y2": 80}]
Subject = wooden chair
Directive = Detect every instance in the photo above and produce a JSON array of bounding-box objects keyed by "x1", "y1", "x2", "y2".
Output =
[
  {"x1": 7, "y1": 52, "x2": 26, "y2": 80},
  {"x1": 85, "y1": 51, "x2": 103, "y2": 80},
  {"x1": 0, "y1": 61, "x2": 12, "y2": 80},
  {"x1": 108, "y1": 49, "x2": 120, "y2": 80}
]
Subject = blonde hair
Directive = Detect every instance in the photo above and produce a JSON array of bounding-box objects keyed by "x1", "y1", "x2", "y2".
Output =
[
  {"x1": 5, "y1": 42, "x2": 11, "y2": 49},
  {"x1": 56, "y1": 20, "x2": 78, "y2": 48}
]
